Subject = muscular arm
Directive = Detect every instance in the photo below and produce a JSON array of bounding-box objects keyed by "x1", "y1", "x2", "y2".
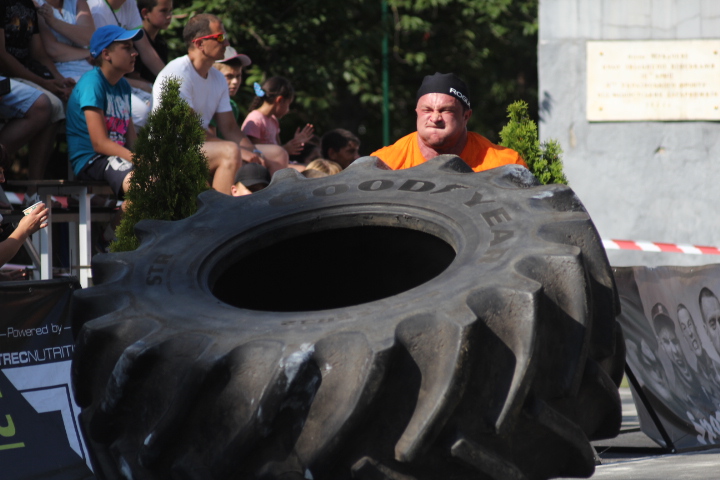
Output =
[{"x1": 84, "y1": 107, "x2": 134, "y2": 161}]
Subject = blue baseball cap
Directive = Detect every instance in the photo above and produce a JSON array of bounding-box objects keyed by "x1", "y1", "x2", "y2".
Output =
[{"x1": 90, "y1": 25, "x2": 144, "y2": 58}]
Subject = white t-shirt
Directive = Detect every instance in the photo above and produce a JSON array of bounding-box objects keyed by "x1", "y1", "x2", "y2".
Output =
[
  {"x1": 152, "y1": 55, "x2": 232, "y2": 130},
  {"x1": 87, "y1": 0, "x2": 142, "y2": 29}
]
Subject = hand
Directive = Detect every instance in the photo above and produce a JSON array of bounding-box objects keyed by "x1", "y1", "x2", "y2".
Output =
[
  {"x1": 35, "y1": 2, "x2": 55, "y2": 23},
  {"x1": 43, "y1": 78, "x2": 72, "y2": 100},
  {"x1": 0, "y1": 269, "x2": 26, "y2": 281},
  {"x1": 240, "y1": 148, "x2": 265, "y2": 167},
  {"x1": 17, "y1": 203, "x2": 48, "y2": 239},
  {"x1": 294, "y1": 123, "x2": 314, "y2": 144},
  {"x1": 283, "y1": 124, "x2": 314, "y2": 155},
  {"x1": 282, "y1": 137, "x2": 305, "y2": 156}
]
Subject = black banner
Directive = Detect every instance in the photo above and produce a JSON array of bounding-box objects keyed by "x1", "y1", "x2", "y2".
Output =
[
  {"x1": 616, "y1": 265, "x2": 720, "y2": 451},
  {"x1": 0, "y1": 278, "x2": 94, "y2": 479}
]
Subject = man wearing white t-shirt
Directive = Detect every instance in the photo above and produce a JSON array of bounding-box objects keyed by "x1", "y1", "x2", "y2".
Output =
[
  {"x1": 153, "y1": 14, "x2": 287, "y2": 195},
  {"x1": 87, "y1": 0, "x2": 164, "y2": 126}
]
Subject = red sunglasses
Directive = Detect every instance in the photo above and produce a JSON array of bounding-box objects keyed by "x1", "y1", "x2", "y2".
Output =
[{"x1": 193, "y1": 33, "x2": 226, "y2": 43}]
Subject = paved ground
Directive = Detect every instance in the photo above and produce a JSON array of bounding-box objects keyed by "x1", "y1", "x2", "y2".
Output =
[{"x1": 560, "y1": 388, "x2": 720, "y2": 479}]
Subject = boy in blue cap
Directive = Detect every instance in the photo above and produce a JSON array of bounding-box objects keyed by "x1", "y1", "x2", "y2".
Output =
[{"x1": 66, "y1": 25, "x2": 143, "y2": 201}]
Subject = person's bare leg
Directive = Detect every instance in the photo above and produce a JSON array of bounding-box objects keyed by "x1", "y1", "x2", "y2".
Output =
[
  {"x1": 202, "y1": 140, "x2": 241, "y2": 195},
  {"x1": 255, "y1": 144, "x2": 288, "y2": 175},
  {"x1": 0, "y1": 94, "x2": 51, "y2": 158},
  {"x1": 27, "y1": 120, "x2": 60, "y2": 181}
]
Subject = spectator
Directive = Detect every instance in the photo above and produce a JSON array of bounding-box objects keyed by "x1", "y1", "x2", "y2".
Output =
[
  {"x1": 208, "y1": 45, "x2": 251, "y2": 137},
  {"x1": 303, "y1": 158, "x2": 341, "y2": 176},
  {"x1": 35, "y1": 0, "x2": 96, "y2": 81},
  {"x1": 0, "y1": 147, "x2": 48, "y2": 269},
  {"x1": 87, "y1": 0, "x2": 165, "y2": 127},
  {"x1": 320, "y1": 128, "x2": 360, "y2": 169},
  {"x1": 133, "y1": 0, "x2": 171, "y2": 83},
  {"x1": 242, "y1": 76, "x2": 314, "y2": 157},
  {"x1": 66, "y1": 26, "x2": 140, "y2": 210},
  {"x1": 0, "y1": 0, "x2": 73, "y2": 193},
  {"x1": 152, "y1": 14, "x2": 287, "y2": 194},
  {"x1": 0, "y1": 77, "x2": 56, "y2": 198},
  {"x1": 230, "y1": 163, "x2": 268, "y2": 196},
  {"x1": 0, "y1": 0, "x2": 74, "y2": 103},
  {"x1": 371, "y1": 72, "x2": 527, "y2": 172}
]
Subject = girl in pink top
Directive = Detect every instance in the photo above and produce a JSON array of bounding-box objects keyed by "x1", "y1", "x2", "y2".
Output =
[{"x1": 241, "y1": 76, "x2": 313, "y2": 155}]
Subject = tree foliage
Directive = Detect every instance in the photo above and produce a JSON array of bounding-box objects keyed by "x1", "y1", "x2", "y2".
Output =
[
  {"x1": 112, "y1": 77, "x2": 210, "y2": 252},
  {"x1": 499, "y1": 100, "x2": 567, "y2": 185},
  {"x1": 165, "y1": 0, "x2": 538, "y2": 153}
]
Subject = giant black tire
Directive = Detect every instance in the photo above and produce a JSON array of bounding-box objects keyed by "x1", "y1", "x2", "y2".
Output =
[{"x1": 71, "y1": 156, "x2": 624, "y2": 480}]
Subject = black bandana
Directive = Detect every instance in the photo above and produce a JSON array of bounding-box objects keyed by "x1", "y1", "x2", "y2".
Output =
[{"x1": 416, "y1": 72, "x2": 471, "y2": 109}]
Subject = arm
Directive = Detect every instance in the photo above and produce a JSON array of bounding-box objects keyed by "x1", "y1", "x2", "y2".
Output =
[
  {"x1": 0, "y1": 204, "x2": 48, "y2": 266},
  {"x1": 35, "y1": 0, "x2": 94, "y2": 47},
  {"x1": 30, "y1": 33, "x2": 75, "y2": 92},
  {"x1": 283, "y1": 124, "x2": 314, "y2": 155},
  {"x1": 84, "y1": 107, "x2": 134, "y2": 161},
  {"x1": 126, "y1": 118, "x2": 137, "y2": 150},
  {"x1": 37, "y1": 17, "x2": 93, "y2": 62},
  {"x1": 38, "y1": 30, "x2": 92, "y2": 62},
  {"x1": 215, "y1": 111, "x2": 263, "y2": 164},
  {"x1": 134, "y1": 35, "x2": 164, "y2": 77},
  {"x1": 0, "y1": 29, "x2": 66, "y2": 93},
  {"x1": 125, "y1": 76, "x2": 152, "y2": 93}
]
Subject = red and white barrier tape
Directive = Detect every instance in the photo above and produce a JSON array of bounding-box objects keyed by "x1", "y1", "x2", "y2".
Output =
[{"x1": 602, "y1": 239, "x2": 720, "y2": 255}]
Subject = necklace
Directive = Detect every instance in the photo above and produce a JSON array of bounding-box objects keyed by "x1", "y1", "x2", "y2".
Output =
[{"x1": 103, "y1": 0, "x2": 122, "y2": 27}]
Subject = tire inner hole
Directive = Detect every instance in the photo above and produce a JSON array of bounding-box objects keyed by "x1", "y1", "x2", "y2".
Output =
[{"x1": 212, "y1": 225, "x2": 456, "y2": 312}]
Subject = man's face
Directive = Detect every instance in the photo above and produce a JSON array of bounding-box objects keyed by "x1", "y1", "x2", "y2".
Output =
[
  {"x1": 415, "y1": 93, "x2": 471, "y2": 151},
  {"x1": 678, "y1": 307, "x2": 702, "y2": 357},
  {"x1": 329, "y1": 141, "x2": 360, "y2": 169},
  {"x1": 702, "y1": 294, "x2": 720, "y2": 353},
  {"x1": 658, "y1": 326, "x2": 687, "y2": 371},
  {"x1": 197, "y1": 21, "x2": 229, "y2": 61}
]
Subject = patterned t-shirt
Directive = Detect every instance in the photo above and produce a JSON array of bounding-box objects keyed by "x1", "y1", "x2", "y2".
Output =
[{"x1": 66, "y1": 67, "x2": 132, "y2": 174}]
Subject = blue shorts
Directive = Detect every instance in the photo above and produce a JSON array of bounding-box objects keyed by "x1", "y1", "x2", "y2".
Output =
[
  {"x1": 0, "y1": 78, "x2": 43, "y2": 119},
  {"x1": 77, "y1": 155, "x2": 133, "y2": 200}
]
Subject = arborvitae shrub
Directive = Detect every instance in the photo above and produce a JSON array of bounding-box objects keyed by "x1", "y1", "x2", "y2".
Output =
[
  {"x1": 499, "y1": 100, "x2": 568, "y2": 185},
  {"x1": 112, "y1": 77, "x2": 210, "y2": 252}
]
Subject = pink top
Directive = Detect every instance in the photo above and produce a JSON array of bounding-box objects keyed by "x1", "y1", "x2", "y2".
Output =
[{"x1": 241, "y1": 110, "x2": 280, "y2": 145}]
